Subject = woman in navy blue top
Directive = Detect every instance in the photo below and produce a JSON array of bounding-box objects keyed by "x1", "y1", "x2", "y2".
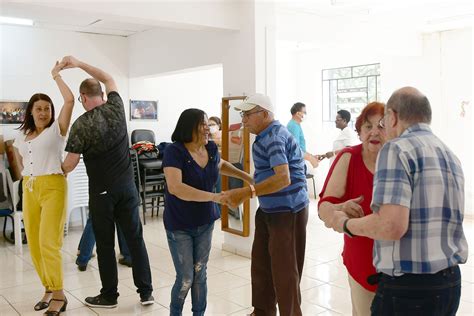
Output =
[{"x1": 162, "y1": 108, "x2": 253, "y2": 316}]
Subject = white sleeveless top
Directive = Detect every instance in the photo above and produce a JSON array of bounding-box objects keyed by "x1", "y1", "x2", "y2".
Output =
[{"x1": 14, "y1": 120, "x2": 66, "y2": 177}]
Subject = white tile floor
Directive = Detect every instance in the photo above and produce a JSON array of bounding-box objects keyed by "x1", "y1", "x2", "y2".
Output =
[{"x1": 0, "y1": 200, "x2": 473, "y2": 315}]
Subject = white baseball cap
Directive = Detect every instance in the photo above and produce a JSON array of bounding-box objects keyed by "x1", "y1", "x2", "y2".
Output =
[{"x1": 234, "y1": 93, "x2": 274, "y2": 113}]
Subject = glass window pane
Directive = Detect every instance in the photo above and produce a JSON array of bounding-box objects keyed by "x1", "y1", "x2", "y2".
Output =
[
  {"x1": 338, "y1": 77, "x2": 367, "y2": 90},
  {"x1": 353, "y1": 64, "x2": 380, "y2": 77},
  {"x1": 329, "y1": 80, "x2": 338, "y2": 121},
  {"x1": 322, "y1": 63, "x2": 380, "y2": 123},
  {"x1": 377, "y1": 76, "x2": 381, "y2": 101},
  {"x1": 326, "y1": 67, "x2": 351, "y2": 80},
  {"x1": 322, "y1": 80, "x2": 330, "y2": 121},
  {"x1": 368, "y1": 76, "x2": 377, "y2": 102}
]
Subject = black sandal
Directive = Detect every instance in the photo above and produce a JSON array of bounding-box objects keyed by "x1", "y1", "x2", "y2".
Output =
[
  {"x1": 34, "y1": 291, "x2": 52, "y2": 311},
  {"x1": 44, "y1": 297, "x2": 68, "y2": 316}
]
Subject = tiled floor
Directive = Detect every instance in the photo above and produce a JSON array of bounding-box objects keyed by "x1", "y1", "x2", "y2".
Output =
[{"x1": 0, "y1": 200, "x2": 473, "y2": 315}]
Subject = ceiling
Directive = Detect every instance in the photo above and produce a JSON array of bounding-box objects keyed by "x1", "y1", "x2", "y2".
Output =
[
  {"x1": 0, "y1": 0, "x2": 241, "y2": 36},
  {"x1": 0, "y1": 0, "x2": 472, "y2": 37},
  {"x1": 275, "y1": 0, "x2": 473, "y2": 33}
]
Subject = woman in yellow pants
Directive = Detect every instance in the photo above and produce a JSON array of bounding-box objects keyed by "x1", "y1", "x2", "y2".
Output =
[{"x1": 13, "y1": 61, "x2": 75, "y2": 315}]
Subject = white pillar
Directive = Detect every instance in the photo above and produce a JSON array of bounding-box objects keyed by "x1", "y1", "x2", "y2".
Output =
[{"x1": 222, "y1": 1, "x2": 276, "y2": 257}]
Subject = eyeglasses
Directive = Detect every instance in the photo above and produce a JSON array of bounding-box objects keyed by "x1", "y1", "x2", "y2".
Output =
[
  {"x1": 240, "y1": 110, "x2": 265, "y2": 118},
  {"x1": 379, "y1": 109, "x2": 397, "y2": 129},
  {"x1": 77, "y1": 94, "x2": 83, "y2": 104}
]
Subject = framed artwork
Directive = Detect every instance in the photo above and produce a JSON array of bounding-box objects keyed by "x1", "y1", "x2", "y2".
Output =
[
  {"x1": 0, "y1": 101, "x2": 28, "y2": 124},
  {"x1": 130, "y1": 100, "x2": 158, "y2": 120}
]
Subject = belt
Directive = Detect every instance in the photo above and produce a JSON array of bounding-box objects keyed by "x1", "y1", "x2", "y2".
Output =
[{"x1": 367, "y1": 265, "x2": 458, "y2": 285}]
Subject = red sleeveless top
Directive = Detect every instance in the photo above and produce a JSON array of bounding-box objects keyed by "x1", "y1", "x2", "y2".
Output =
[{"x1": 318, "y1": 144, "x2": 377, "y2": 292}]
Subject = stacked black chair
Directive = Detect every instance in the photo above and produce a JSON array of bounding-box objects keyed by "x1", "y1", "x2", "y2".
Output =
[{"x1": 130, "y1": 130, "x2": 166, "y2": 225}]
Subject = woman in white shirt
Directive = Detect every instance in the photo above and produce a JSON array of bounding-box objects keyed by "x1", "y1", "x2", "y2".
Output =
[{"x1": 14, "y1": 61, "x2": 74, "y2": 316}]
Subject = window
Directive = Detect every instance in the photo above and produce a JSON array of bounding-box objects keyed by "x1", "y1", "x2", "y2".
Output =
[{"x1": 322, "y1": 63, "x2": 381, "y2": 123}]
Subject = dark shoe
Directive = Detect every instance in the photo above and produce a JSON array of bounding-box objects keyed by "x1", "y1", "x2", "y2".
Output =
[
  {"x1": 84, "y1": 294, "x2": 118, "y2": 308},
  {"x1": 34, "y1": 291, "x2": 52, "y2": 311},
  {"x1": 75, "y1": 258, "x2": 87, "y2": 271},
  {"x1": 118, "y1": 257, "x2": 132, "y2": 267},
  {"x1": 43, "y1": 298, "x2": 67, "y2": 315},
  {"x1": 140, "y1": 294, "x2": 155, "y2": 306}
]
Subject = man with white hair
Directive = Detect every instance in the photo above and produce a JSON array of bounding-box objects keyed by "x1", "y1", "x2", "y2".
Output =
[
  {"x1": 327, "y1": 87, "x2": 468, "y2": 315},
  {"x1": 223, "y1": 94, "x2": 309, "y2": 316}
]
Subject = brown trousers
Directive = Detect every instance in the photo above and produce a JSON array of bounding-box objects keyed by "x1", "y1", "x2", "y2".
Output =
[{"x1": 251, "y1": 206, "x2": 309, "y2": 316}]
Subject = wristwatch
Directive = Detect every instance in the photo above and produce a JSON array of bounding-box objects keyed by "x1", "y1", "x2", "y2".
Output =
[{"x1": 343, "y1": 218, "x2": 355, "y2": 238}]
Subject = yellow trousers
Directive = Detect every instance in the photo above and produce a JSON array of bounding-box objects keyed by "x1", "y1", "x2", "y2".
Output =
[{"x1": 23, "y1": 174, "x2": 67, "y2": 291}]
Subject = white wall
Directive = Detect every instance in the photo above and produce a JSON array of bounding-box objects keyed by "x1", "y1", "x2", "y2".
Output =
[
  {"x1": 128, "y1": 27, "x2": 229, "y2": 79},
  {"x1": 128, "y1": 65, "x2": 223, "y2": 144},
  {"x1": 276, "y1": 27, "x2": 473, "y2": 215},
  {"x1": 0, "y1": 25, "x2": 129, "y2": 227},
  {"x1": 127, "y1": 1, "x2": 276, "y2": 257},
  {"x1": 127, "y1": 7, "x2": 258, "y2": 98},
  {"x1": 0, "y1": 25, "x2": 129, "y2": 141}
]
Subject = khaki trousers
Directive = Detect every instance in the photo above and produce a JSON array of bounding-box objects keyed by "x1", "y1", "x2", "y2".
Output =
[{"x1": 348, "y1": 274, "x2": 375, "y2": 316}]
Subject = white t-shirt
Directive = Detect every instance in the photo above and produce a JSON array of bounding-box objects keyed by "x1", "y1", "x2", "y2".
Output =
[
  {"x1": 14, "y1": 120, "x2": 66, "y2": 177},
  {"x1": 333, "y1": 126, "x2": 359, "y2": 152}
]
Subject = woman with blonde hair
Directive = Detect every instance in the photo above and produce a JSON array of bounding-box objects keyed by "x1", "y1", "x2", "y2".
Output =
[{"x1": 14, "y1": 61, "x2": 75, "y2": 315}]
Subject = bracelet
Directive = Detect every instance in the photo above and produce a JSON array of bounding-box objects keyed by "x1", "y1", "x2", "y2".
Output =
[
  {"x1": 343, "y1": 218, "x2": 355, "y2": 238},
  {"x1": 52, "y1": 74, "x2": 61, "y2": 80},
  {"x1": 249, "y1": 184, "x2": 256, "y2": 198}
]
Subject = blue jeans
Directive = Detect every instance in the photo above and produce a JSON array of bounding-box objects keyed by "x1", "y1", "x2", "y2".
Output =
[
  {"x1": 77, "y1": 216, "x2": 131, "y2": 265},
  {"x1": 166, "y1": 223, "x2": 214, "y2": 316},
  {"x1": 371, "y1": 265, "x2": 462, "y2": 316}
]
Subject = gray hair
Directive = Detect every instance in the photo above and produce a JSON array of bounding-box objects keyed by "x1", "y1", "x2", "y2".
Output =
[{"x1": 387, "y1": 87, "x2": 432, "y2": 124}]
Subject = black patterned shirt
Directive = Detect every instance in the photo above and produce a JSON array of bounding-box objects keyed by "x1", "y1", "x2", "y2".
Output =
[{"x1": 65, "y1": 91, "x2": 133, "y2": 194}]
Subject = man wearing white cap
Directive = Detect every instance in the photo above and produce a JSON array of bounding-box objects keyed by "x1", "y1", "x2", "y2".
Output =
[{"x1": 223, "y1": 93, "x2": 309, "y2": 316}]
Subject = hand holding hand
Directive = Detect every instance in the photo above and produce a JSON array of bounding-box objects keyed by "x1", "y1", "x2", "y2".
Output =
[
  {"x1": 316, "y1": 154, "x2": 326, "y2": 161},
  {"x1": 51, "y1": 61, "x2": 65, "y2": 78},
  {"x1": 221, "y1": 187, "x2": 250, "y2": 209},
  {"x1": 212, "y1": 192, "x2": 227, "y2": 205},
  {"x1": 326, "y1": 211, "x2": 349, "y2": 233},
  {"x1": 340, "y1": 196, "x2": 364, "y2": 218},
  {"x1": 307, "y1": 154, "x2": 319, "y2": 168},
  {"x1": 60, "y1": 55, "x2": 80, "y2": 69}
]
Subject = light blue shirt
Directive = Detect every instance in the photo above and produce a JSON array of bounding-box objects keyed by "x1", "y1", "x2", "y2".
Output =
[{"x1": 286, "y1": 119, "x2": 306, "y2": 152}]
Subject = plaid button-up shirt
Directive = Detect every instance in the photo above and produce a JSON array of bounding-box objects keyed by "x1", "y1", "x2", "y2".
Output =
[{"x1": 371, "y1": 123, "x2": 468, "y2": 276}]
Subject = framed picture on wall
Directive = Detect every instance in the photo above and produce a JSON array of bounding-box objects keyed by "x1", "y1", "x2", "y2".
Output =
[
  {"x1": 0, "y1": 101, "x2": 28, "y2": 124},
  {"x1": 130, "y1": 100, "x2": 158, "y2": 121}
]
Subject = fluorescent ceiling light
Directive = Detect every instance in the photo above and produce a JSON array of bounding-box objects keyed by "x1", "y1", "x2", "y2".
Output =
[{"x1": 0, "y1": 16, "x2": 34, "y2": 26}]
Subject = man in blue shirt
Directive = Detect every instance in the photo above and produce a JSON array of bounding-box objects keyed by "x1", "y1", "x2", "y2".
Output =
[
  {"x1": 326, "y1": 87, "x2": 468, "y2": 315},
  {"x1": 286, "y1": 102, "x2": 320, "y2": 171},
  {"x1": 223, "y1": 94, "x2": 309, "y2": 316}
]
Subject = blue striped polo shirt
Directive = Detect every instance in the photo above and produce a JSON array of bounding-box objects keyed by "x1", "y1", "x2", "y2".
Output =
[{"x1": 253, "y1": 120, "x2": 308, "y2": 213}]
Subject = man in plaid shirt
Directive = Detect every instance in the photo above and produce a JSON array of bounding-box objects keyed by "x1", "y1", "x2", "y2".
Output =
[{"x1": 327, "y1": 87, "x2": 468, "y2": 315}]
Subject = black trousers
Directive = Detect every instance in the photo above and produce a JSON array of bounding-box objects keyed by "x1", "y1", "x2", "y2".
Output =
[
  {"x1": 371, "y1": 266, "x2": 461, "y2": 316},
  {"x1": 89, "y1": 181, "x2": 153, "y2": 300}
]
